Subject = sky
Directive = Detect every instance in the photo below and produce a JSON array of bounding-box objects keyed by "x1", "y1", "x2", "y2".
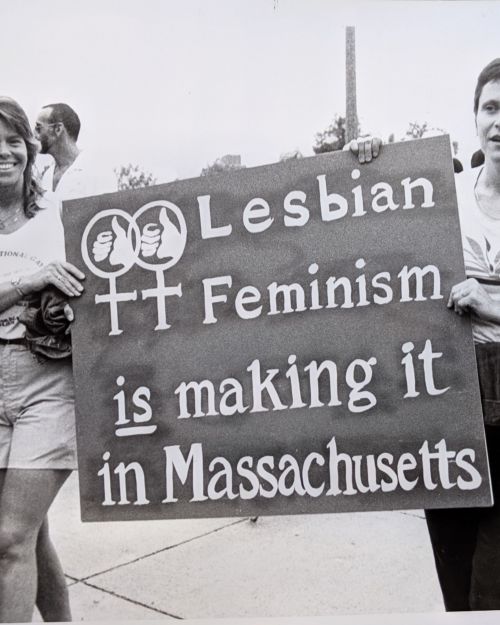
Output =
[{"x1": 2, "y1": 0, "x2": 500, "y2": 186}]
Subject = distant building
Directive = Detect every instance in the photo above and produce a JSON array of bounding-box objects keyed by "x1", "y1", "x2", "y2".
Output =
[{"x1": 200, "y1": 154, "x2": 244, "y2": 177}]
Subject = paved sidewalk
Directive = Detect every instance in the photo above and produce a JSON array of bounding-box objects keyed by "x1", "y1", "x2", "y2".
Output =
[{"x1": 37, "y1": 473, "x2": 444, "y2": 621}]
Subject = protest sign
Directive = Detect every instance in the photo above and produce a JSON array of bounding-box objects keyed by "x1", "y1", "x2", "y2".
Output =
[{"x1": 64, "y1": 136, "x2": 491, "y2": 522}]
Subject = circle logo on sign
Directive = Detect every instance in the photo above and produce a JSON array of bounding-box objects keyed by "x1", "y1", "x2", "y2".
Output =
[{"x1": 81, "y1": 201, "x2": 187, "y2": 278}]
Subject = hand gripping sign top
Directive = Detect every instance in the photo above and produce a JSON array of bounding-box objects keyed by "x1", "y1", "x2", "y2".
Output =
[{"x1": 81, "y1": 200, "x2": 187, "y2": 335}]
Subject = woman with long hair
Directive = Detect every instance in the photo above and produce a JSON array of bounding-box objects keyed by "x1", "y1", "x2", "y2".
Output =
[{"x1": 0, "y1": 96, "x2": 84, "y2": 622}]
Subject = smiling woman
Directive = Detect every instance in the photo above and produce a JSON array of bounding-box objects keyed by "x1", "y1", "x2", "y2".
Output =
[
  {"x1": 0, "y1": 128, "x2": 26, "y2": 187},
  {"x1": 0, "y1": 97, "x2": 86, "y2": 622}
]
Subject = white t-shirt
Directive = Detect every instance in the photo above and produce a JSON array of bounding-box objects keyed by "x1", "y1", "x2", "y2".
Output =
[
  {"x1": 35, "y1": 151, "x2": 116, "y2": 204},
  {"x1": 456, "y1": 166, "x2": 500, "y2": 343},
  {"x1": 0, "y1": 193, "x2": 65, "y2": 339}
]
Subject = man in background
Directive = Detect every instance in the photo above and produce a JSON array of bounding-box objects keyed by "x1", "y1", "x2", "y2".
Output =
[
  {"x1": 34, "y1": 102, "x2": 87, "y2": 199},
  {"x1": 35, "y1": 102, "x2": 115, "y2": 201}
]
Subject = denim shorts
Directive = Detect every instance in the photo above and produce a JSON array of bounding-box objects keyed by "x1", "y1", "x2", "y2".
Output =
[{"x1": 0, "y1": 343, "x2": 76, "y2": 469}]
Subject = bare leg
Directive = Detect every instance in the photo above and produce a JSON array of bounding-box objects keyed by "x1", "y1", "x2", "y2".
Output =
[
  {"x1": 0, "y1": 468, "x2": 70, "y2": 622},
  {"x1": 36, "y1": 517, "x2": 71, "y2": 622}
]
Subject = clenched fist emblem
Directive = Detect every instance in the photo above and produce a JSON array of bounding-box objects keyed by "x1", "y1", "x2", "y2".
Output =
[
  {"x1": 91, "y1": 217, "x2": 136, "y2": 267},
  {"x1": 140, "y1": 207, "x2": 184, "y2": 261},
  {"x1": 82, "y1": 201, "x2": 187, "y2": 279}
]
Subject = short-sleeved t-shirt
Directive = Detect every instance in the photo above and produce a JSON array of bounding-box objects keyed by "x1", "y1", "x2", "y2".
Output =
[
  {"x1": 0, "y1": 193, "x2": 65, "y2": 340},
  {"x1": 34, "y1": 151, "x2": 116, "y2": 203},
  {"x1": 456, "y1": 167, "x2": 500, "y2": 344}
]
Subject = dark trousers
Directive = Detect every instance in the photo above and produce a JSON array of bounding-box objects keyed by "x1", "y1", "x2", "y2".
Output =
[
  {"x1": 425, "y1": 343, "x2": 500, "y2": 611},
  {"x1": 425, "y1": 343, "x2": 500, "y2": 612},
  {"x1": 425, "y1": 426, "x2": 500, "y2": 611}
]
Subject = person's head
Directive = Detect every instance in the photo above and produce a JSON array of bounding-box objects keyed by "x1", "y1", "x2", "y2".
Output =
[
  {"x1": 474, "y1": 59, "x2": 500, "y2": 164},
  {"x1": 35, "y1": 102, "x2": 80, "y2": 154},
  {"x1": 0, "y1": 97, "x2": 42, "y2": 216},
  {"x1": 474, "y1": 59, "x2": 500, "y2": 115}
]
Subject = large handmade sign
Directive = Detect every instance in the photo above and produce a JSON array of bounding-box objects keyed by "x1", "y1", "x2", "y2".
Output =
[{"x1": 64, "y1": 136, "x2": 492, "y2": 522}]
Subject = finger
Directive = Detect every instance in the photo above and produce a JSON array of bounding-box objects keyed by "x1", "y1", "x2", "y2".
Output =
[
  {"x1": 159, "y1": 207, "x2": 168, "y2": 225},
  {"x1": 142, "y1": 225, "x2": 161, "y2": 237},
  {"x1": 50, "y1": 276, "x2": 76, "y2": 297},
  {"x1": 343, "y1": 140, "x2": 357, "y2": 153},
  {"x1": 51, "y1": 271, "x2": 82, "y2": 297},
  {"x1": 57, "y1": 270, "x2": 84, "y2": 295},
  {"x1": 141, "y1": 235, "x2": 160, "y2": 245},
  {"x1": 452, "y1": 290, "x2": 469, "y2": 306},
  {"x1": 448, "y1": 287, "x2": 463, "y2": 311},
  {"x1": 455, "y1": 295, "x2": 473, "y2": 315},
  {"x1": 96, "y1": 231, "x2": 113, "y2": 243},
  {"x1": 363, "y1": 138, "x2": 373, "y2": 163},
  {"x1": 357, "y1": 139, "x2": 366, "y2": 164},
  {"x1": 53, "y1": 276, "x2": 79, "y2": 297},
  {"x1": 141, "y1": 245, "x2": 158, "y2": 257},
  {"x1": 347, "y1": 139, "x2": 360, "y2": 154},
  {"x1": 112, "y1": 216, "x2": 126, "y2": 238},
  {"x1": 92, "y1": 242, "x2": 112, "y2": 254},
  {"x1": 373, "y1": 137, "x2": 382, "y2": 158},
  {"x1": 63, "y1": 303, "x2": 74, "y2": 322},
  {"x1": 60, "y1": 261, "x2": 86, "y2": 281},
  {"x1": 64, "y1": 304, "x2": 74, "y2": 334},
  {"x1": 448, "y1": 281, "x2": 467, "y2": 307}
]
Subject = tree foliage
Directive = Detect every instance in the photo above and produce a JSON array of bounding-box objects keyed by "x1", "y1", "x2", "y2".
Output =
[
  {"x1": 405, "y1": 121, "x2": 429, "y2": 140},
  {"x1": 404, "y1": 121, "x2": 458, "y2": 153},
  {"x1": 200, "y1": 157, "x2": 244, "y2": 177},
  {"x1": 279, "y1": 149, "x2": 304, "y2": 162},
  {"x1": 313, "y1": 114, "x2": 354, "y2": 154},
  {"x1": 405, "y1": 121, "x2": 449, "y2": 141},
  {"x1": 115, "y1": 163, "x2": 157, "y2": 191}
]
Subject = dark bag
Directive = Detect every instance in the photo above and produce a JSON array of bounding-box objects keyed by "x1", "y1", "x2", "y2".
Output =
[{"x1": 18, "y1": 286, "x2": 72, "y2": 361}]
